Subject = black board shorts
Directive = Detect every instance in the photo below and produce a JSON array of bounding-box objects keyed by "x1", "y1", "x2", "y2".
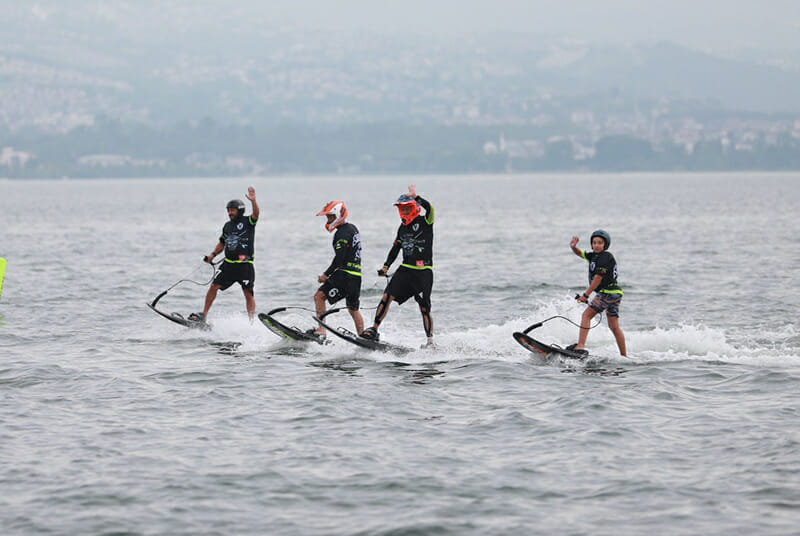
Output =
[
  {"x1": 213, "y1": 261, "x2": 255, "y2": 291},
  {"x1": 318, "y1": 270, "x2": 361, "y2": 310},
  {"x1": 385, "y1": 266, "x2": 433, "y2": 309}
]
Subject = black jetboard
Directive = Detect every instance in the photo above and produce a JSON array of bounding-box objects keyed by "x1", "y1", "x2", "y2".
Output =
[
  {"x1": 513, "y1": 331, "x2": 588, "y2": 359},
  {"x1": 314, "y1": 316, "x2": 411, "y2": 354},
  {"x1": 258, "y1": 308, "x2": 326, "y2": 344},
  {"x1": 147, "y1": 302, "x2": 210, "y2": 331}
]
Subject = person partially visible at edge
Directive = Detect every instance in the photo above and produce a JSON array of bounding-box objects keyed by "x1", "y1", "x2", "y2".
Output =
[
  {"x1": 192, "y1": 187, "x2": 259, "y2": 323},
  {"x1": 361, "y1": 184, "x2": 435, "y2": 348},
  {"x1": 568, "y1": 229, "x2": 627, "y2": 356},
  {"x1": 312, "y1": 200, "x2": 364, "y2": 340}
]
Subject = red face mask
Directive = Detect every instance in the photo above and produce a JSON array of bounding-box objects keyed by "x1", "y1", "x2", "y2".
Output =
[{"x1": 396, "y1": 202, "x2": 420, "y2": 225}]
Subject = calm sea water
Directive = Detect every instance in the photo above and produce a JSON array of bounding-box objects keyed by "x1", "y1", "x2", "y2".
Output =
[{"x1": 1, "y1": 173, "x2": 799, "y2": 535}]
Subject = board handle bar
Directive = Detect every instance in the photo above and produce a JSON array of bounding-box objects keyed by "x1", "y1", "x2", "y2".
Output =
[
  {"x1": 266, "y1": 305, "x2": 317, "y2": 316},
  {"x1": 522, "y1": 312, "x2": 603, "y2": 334},
  {"x1": 148, "y1": 260, "x2": 222, "y2": 308},
  {"x1": 523, "y1": 322, "x2": 543, "y2": 334},
  {"x1": 150, "y1": 290, "x2": 168, "y2": 308},
  {"x1": 318, "y1": 307, "x2": 346, "y2": 321}
]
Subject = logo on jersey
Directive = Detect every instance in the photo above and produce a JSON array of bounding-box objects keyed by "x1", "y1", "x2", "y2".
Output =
[
  {"x1": 352, "y1": 232, "x2": 361, "y2": 262},
  {"x1": 402, "y1": 236, "x2": 426, "y2": 256},
  {"x1": 237, "y1": 222, "x2": 244, "y2": 230}
]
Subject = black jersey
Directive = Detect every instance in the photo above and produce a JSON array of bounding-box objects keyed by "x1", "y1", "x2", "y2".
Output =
[
  {"x1": 582, "y1": 250, "x2": 622, "y2": 294},
  {"x1": 383, "y1": 196, "x2": 434, "y2": 270},
  {"x1": 220, "y1": 215, "x2": 257, "y2": 263},
  {"x1": 324, "y1": 222, "x2": 362, "y2": 277}
]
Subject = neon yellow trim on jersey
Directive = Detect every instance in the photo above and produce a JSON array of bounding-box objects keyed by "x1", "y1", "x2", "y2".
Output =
[
  {"x1": 0, "y1": 257, "x2": 6, "y2": 302},
  {"x1": 224, "y1": 258, "x2": 254, "y2": 264},
  {"x1": 424, "y1": 204, "x2": 435, "y2": 225},
  {"x1": 599, "y1": 289, "x2": 624, "y2": 296},
  {"x1": 400, "y1": 263, "x2": 433, "y2": 271},
  {"x1": 342, "y1": 269, "x2": 362, "y2": 277}
]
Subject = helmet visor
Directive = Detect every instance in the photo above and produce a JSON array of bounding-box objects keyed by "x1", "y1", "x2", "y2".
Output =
[{"x1": 398, "y1": 205, "x2": 415, "y2": 216}]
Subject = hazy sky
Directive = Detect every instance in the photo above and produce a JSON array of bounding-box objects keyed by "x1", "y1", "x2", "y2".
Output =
[
  {"x1": 7, "y1": 1, "x2": 800, "y2": 53},
  {"x1": 265, "y1": 0, "x2": 800, "y2": 51}
]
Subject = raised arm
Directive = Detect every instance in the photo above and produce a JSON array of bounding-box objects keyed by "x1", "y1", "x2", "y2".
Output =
[
  {"x1": 246, "y1": 186, "x2": 259, "y2": 222},
  {"x1": 570, "y1": 236, "x2": 584, "y2": 258},
  {"x1": 409, "y1": 184, "x2": 434, "y2": 224}
]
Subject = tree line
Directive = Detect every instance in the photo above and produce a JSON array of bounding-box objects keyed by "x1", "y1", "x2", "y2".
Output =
[{"x1": 3, "y1": 119, "x2": 800, "y2": 178}]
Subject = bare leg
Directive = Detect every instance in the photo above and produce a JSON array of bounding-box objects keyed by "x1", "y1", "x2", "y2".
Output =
[
  {"x1": 203, "y1": 284, "x2": 221, "y2": 318},
  {"x1": 607, "y1": 315, "x2": 627, "y2": 356},
  {"x1": 243, "y1": 288, "x2": 255, "y2": 321},
  {"x1": 574, "y1": 306, "x2": 598, "y2": 350},
  {"x1": 348, "y1": 308, "x2": 364, "y2": 335},
  {"x1": 313, "y1": 290, "x2": 327, "y2": 335}
]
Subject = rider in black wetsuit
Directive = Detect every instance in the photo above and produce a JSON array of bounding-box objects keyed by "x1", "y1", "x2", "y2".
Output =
[
  {"x1": 361, "y1": 184, "x2": 435, "y2": 348},
  {"x1": 194, "y1": 187, "x2": 259, "y2": 322},
  {"x1": 312, "y1": 201, "x2": 364, "y2": 338}
]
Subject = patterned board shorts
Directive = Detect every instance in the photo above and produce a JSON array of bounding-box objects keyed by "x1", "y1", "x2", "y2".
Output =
[{"x1": 589, "y1": 292, "x2": 622, "y2": 317}]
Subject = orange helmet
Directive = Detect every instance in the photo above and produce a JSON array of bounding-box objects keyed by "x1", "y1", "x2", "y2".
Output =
[
  {"x1": 394, "y1": 194, "x2": 420, "y2": 225},
  {"x1": 317, "y1": 201, "x2": 348, "y2": 232}
]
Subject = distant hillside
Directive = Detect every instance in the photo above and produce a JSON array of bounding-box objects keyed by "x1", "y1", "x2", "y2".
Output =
[
  {"x1": 2, "y1": 2, "x2": 800, "y2": 176},
  {"x1": 1, "y1": 2, "x2": 799, "y2": 135},
  {"x1": 537, "y1": 41, "x2": 800, "y2": 113}
]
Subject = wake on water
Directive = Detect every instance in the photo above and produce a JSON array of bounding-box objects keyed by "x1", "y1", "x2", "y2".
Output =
[{"x1": 146, "y1": 296, "x2": 800, "y2": 368}]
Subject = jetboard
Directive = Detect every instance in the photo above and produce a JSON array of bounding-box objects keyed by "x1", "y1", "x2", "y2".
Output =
[
  {"x1": 513, "y1": 331, "x2": 589, "y2": 360},
  {"x1": 147, "y1": 288, "x2": 210, "y2": 330},
  {"x1": 314, "y1": 315, "x2": 412, "y2": 354},
  {"x1": 147, "y1": 302, "x2": 210, "y2": 331},
  {"x1": 258, "y1": 308, "x2": 326, "y2": 344}
]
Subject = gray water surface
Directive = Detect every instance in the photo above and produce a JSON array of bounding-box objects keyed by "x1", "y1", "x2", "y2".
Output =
[{"x1": 1, "y1": 173, "x2": 799, "y2": 535}]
